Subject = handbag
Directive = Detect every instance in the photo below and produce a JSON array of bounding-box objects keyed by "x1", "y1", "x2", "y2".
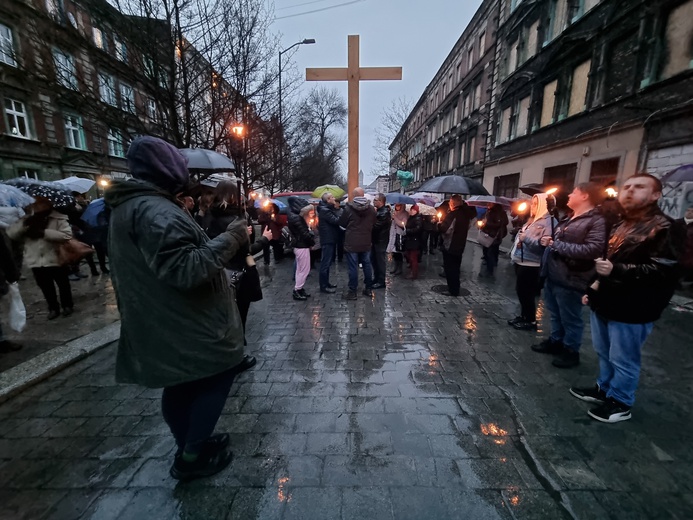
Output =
[
  {"x1": 56, "y1": 239, "x2": 93, "y2": 266},
  {"x1": 226, "y1": 256, "x2": 263, "y2": 302},
  {"x1": 477, "y1": 228, "x2": 496, "y2": 248}
]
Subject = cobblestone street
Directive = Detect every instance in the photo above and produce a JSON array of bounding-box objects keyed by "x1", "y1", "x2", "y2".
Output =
[{"x1": 1, "y1": 246, "x2": 692, "y2": 519}]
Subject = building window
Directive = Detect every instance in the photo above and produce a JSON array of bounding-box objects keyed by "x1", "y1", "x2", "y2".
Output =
[
  {"x1": 452, "y1": 103, "x2": 458, "y2": 124},
  {"x1": 498, "y1": 107, "x2": 511, "y2": 143},
  {"x1": 64, "y1": 114, "x2": 85, "y2": 149},
  {"x1": 556, "y1": 73, "x2": 573, "y2": 121},
  {"x1": 661, "y1": 2, "x2": 693, "y2": 80},
  {"x1": 4, "y1": 98, "x2": 31, "y2": 139},
  {"x1": 568, "y1": 60, "x2": 591, "y2": 116},
  {"x1": 473, "y1": 83, "x2": 482, "y2": 110},
  {"x1": 93, "y1": 27, "x2": 107, "y2": 51},
  {"x1": 544, "y1": 0, "x2": 558, "y2": 45},
  {"x1": 107, "y1": 128, "x2": 124, "y2": 157},
  {"x1": 0, "y1": 24, "x2": 17, "y2": 67},
  {"x1": 516, "y1": 96, "x2": 530, "y2": 136},
  {"x1": 53, "y1": 49, "x2": 77, "y2": 90},
  {"x1": 589, "y1": 157, "x2": 619, "y2": 187},
  {"x1": 120, "y1": 83, "x2": 135, "y2": 113},
  {"x1": 99, "y1": 73, "x2": 116, "y2": 106},
  {"x1": 18, "y1": 169, "x2": 39, "y2": 180},
  {"x1": 493, "y1": 173, "x2": 520, "y2": 198},
  {"x1": 114, "y1": 36, "x2": 127, "y2": 62},
  {"x1": 568, "y1": 0, "x2": 585, "y2": 23},
  {"x1": 45, "y1": 0, "x2": 64, "y2": 21},
  {"x1": 527, "y1": 21, "x2": 540, "y2": 61},
  {"x1": 467, "y1": 47, "x2": 474, "y2": 71},
  {"x1": 463, "y1": 93, "x2": 471, "y2": 118},
  {"x1": 459, "y1": 141, "x2": 466, "y2": 166},
  {"x1": 511, "y1": 0, "x2": 524, "y2": 12},
  {"x1": 479, "y1": 31, "x2": 486, "y2": 57},
  {"x1": 543, "y1": 163, "x2": 577, "y2": 192},
  {"x1": 540, "y1": 80, "x2": 558, "y2": 127},
  {"x1": 146, "y1": 98, "x2": 157, "y2": 121},
  {"x1": 469, "y1": 135, "x2": 476, "y2": 161}
]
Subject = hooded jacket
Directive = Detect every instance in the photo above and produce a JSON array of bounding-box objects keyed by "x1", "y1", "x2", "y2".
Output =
[
  {"x1": 7, "y1": 210, "x2": 72, "y2": 268},
  {"x1": 317, "y1": 199, "x2": 343, "y2": 245},
  {"x1": 338, "y1": 197, "x2": 376, "y2": 253},
  {"x1": 511, "y1": 194, "x2": 555, "y2": 266},
  {"x1": 104, "y1": 137, "x2": 249, "y2": 388},
  {"x1": 287, "y1": 196, "x2": 315, "y2": 249},
  {"x1": 588, "y1": 205, "x2": 680, "y2": 323}
]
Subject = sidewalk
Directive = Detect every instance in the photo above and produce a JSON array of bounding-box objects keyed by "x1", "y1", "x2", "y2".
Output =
[{"x1": 1, "y1": 246, "x2": 692, "y2": 519}]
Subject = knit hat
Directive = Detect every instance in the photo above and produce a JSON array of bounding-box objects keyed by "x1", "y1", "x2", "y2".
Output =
[{"x1": 411, "y1": 204, "x2": 419, "y2": 213}]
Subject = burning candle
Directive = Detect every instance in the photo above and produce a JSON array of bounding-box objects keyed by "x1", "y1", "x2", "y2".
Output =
[
  {"x1": 517, "y1": 202, "x2": 528, "y2": 213},
  {"x1": 477, "y1": 220, "x2": 484, "y2": 228},
  {"x1": 437, "y1": 212, "x2": 442, "y2": 219}
]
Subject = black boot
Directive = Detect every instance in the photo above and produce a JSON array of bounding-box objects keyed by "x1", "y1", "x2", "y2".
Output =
[{"x1": 293, "y1": 289, "x2": 307, "y2": 301}]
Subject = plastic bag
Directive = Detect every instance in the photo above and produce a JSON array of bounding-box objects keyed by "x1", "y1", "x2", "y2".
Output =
[{"x1": 8, "y1": 282, "x2": 26, "y2": 332}]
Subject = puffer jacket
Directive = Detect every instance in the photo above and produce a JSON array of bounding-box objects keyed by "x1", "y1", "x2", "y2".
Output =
[
  {"x1": 404, "y1": 213, "x2": 423, "y2": 251},
  {"x1": 7, "y1": 211, "x2": 72, "y2": 268},
  {"x1": 287, "y1": 196, "x2": 315, "y2": 249},
  {"x1": 372, "y1": 205, "x2": 392, "y2": 249},
  {"x1": 546, "y1": 208, "x2": 606, "y2": 291},
  {"x1": 317, "y1": 199, "x2": 342, "y2": 245},
  {"x1": 588, "y1": 205, "x2": 680, "y2": 324},
  {"x1": 338, "y1": 197, "x2": 376, "y2": 253}
]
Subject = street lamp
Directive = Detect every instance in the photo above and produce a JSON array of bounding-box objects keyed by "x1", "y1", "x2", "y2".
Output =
[{"x1": 278, "y1": 38, "x2": 315, "y2": 187}]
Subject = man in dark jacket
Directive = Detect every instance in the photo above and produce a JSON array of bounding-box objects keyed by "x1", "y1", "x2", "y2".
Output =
[
  {"x1": 571, "y1": 174, "x2": 680, "y2": 423},
  {"x1": 338, "y1": 187, "x2": 376, "y2": 299},
  {"x1": 534, "y1": 182, "x2": 606, "y2": 368},
  {"x1": 106, "y1": 136, "x2": 249, "y2": 482},
  {"x1": 371, "y1": 193, "x2": 391, "y2": 289},
  {"x1": 317, "y1": 193, "x2": 343, "y2": 293},
  {"x1": 438, "y1": 195, "x2": 476, "y2": 296}
]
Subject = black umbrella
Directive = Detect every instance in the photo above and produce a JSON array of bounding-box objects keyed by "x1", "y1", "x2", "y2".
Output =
[
  {"x1": 3, "y1": 178, "x2": 76, "y2": 212},
  {"x1": 418, "y1": 175, "x2": 489, "y2": 195},
  {"x1": 519, "y1": 183, "x2": 545, "y2": 196},
  {"x1": 178, "y1": 148, "x2": 236, "y2": 173}
]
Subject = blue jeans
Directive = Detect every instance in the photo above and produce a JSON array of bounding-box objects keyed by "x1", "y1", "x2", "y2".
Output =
[
  {"x1": 346, "y1": 251, "x2": 373, "y2": 292},
  {"x1": 319, "y1": 243, "x2": 336, "y2": 289},
  {"x1": 543, "y1": 280, "x2": 585, "y2": 352},
  {"x1": 590, "y1": 312, "x2": 653, "y2": 406}
]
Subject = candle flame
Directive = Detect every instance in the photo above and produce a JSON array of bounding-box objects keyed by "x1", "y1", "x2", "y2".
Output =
[
  {"x1": 546, "y1": 187, "x2": 558, "y2": 195},
  {"x1": 437, "y1": 212, "x2": 442, "y2": 219},
  {"x1": 477, "y1": 220, "x2": 484, "y2": 227},
  {"x1": 517, "y1": 202, "x2": 528, "y2": 212},
  {"x1": 605, "y1": 187, "x2": 618, "y2": 198}
]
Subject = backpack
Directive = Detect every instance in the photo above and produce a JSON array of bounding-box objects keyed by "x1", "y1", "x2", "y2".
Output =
[{"x1": 281, "y1": 226, "x2": 296, "y2": 248}]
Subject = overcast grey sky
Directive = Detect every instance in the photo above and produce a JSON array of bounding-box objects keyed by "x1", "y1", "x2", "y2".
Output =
[{"x1": 271, "y1": 0, "x2": 482, "y2": 184}]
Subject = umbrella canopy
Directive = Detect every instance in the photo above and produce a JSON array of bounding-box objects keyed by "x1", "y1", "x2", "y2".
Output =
[
  {"x1": 254, "y1": 198, "x2": 288, "y2": 212},
  {"x1": 312, "y1": 185, "x2": 345, "y2": 199},
  {"x1": 465, "y1": 195, "x2": 514, "y2": 208},
  {"x1": 178, "y1": 148, "x2": 236, "y2": 173},
  {"x1": 81, "y1": 198, "x2": 106, "y2": 227},
  {"x1": 0, "y1": 184, "x2": 35, "y2": 208},
  {"x1": 4, "y1": 178, "x2": 76, "y2": 212},
  {"x1": 406, "y1": 203, "x2": 436, "y2": 216},
  {"x1": 410, "y1": 192, "x2": 442, "y2": 206},
  {"x1": 519, "y1": 183, "x2": 545, "y2": 196},
  {"x1": 386, "y1": 192, "x2": 416, "y2": 204},
  {"x1": 55, "y1": 176, "x2": 95, "y2": 194},
  {"x1": 199, "y1": 173, "x2": 239, "y2": 189},
  {"x1": 660, "y1": 164, "x2": 693, "y2": 183},
  {"x1": 418, "y1": 175, "x2": 489, "y2": 195}
]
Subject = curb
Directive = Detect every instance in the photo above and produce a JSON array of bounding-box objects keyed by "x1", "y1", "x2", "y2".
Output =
[{"x1": 0, "y1": 321, "x2": 121, "y2": 404}]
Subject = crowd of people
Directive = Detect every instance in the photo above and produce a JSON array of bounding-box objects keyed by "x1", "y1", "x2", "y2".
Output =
[{"x1": 2, "y1": 134, "x2": 693, "y2": 482}]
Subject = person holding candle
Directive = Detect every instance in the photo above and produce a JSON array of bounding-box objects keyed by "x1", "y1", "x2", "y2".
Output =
[
  {"x1": 534, "y1": 182, "x2": 606, "y2": 368},
  {"x1": 404, "y1": 204, "x2": 423, "y2": 279},
  {"x1": 287, "y1": 197, "x2": 315, "y2": 301},
  {"x1": 387, "y1": 203, "x2": 409, "y2": 276},
  {"x1": 437, "y1": 195, "x2": 476, "y2": 296},
  {"x1": 572, "y1": 174, "x2": 680, "y2": 423}
]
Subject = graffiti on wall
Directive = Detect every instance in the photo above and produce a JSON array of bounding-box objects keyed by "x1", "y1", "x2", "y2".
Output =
[{"x1": 659, "y1": 182, "x2": 693, "y2": 218}]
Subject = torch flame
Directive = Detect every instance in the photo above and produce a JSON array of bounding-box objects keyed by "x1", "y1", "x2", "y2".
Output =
[
  {"x1": 546, "y1": 187, "x2": 558, "y2": 195},
  {"x1": 605, "y1": 187, "x2": 618, "y2": 198},
  {"x1": 517, "y1": 202, "x2": 528, "y2": 212}
]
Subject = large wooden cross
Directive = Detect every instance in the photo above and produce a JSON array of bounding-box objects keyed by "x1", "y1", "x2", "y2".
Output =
[{"x1": 306, "y1": 35, "x2": 402, "y2": 198}]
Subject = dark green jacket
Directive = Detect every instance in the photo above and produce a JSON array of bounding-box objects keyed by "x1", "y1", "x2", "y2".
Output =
[{"x1": 105, "y1": 179, "x2": 248, "y2": 388}]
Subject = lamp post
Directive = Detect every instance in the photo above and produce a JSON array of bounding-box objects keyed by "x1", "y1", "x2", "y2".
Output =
[{"x1": 278, "y1": 38, "x2": 315, "y2": 189}]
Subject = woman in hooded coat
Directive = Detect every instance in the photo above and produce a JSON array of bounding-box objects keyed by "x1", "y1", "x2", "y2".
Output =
[
  {"x1": 508, "y1": 194, "x2": 556, "y2": 330},
  {"x1": 386, "y1": 203, "x2": 409, "y2": 275}
]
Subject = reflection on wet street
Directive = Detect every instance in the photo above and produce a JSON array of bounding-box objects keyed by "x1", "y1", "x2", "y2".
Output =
[{"x1": 1, "y1": 247, "x2": 692, "y2": 519}]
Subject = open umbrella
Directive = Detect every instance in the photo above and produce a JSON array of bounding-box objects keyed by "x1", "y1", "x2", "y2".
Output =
[
  {"x1": 4, "y1": 178, "x2": 75, "y2": 212},
  {"x1": 178, "y1": 148, "x2": 236, "y2": 173},
  {"x1": 254, "y1": 198, "x2": 288, "y2": 212},
  {"x1": 410, "y1": 192, "x2": 441, "y2": 206},
  {"x1": 55, "y1": 176, "x2": 95, "y2": 194},
  {"x1": 0, "y1": 184, "x2": 35, "y2": 208},
  {"x1": 199, "y1": 173, "x2": 239, "y2": 188},
  {"x1": 418, "y1": 175, "x2": 489, "y2": 195},
  {"x1": 519, "y1": 183, "x2": 545, "y2": 196},
  {"x1": 81, "y1": 198, "x2": 106, "y2": 227},
  {"x1": 465, "y1": 195, "x2": 514, "y2": 208},
  {"x1": 386, "y1": 192, "x2": 416, "y2": 204},
  {"x1": 312, "y1": 185, "x2": 345, "y2": 199},
  {"x1": 406, "y1": 203, "x2": 436, "y2": 216},
  {"x1": 660, "y1": 164, "x2": 693, "y2": 183}
]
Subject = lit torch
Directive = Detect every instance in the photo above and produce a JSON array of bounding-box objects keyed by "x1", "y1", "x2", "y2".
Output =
[
  {"x1": 605, "y1": 187, "x2": 618, "y2": 199},
  {"x1": 517, "y1": 202, "x2": 528, "y2": 213}
]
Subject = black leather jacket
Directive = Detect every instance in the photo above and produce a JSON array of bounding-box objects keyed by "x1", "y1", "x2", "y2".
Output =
[{"x1": 588, "y1": 205, "x2": 680, "y2": 324}]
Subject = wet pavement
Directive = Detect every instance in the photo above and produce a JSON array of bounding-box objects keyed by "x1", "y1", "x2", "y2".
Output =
[
  {"x1": 0, "y1": 268, "x2": 118, "y2": 373},
  {"x1": 1, "y1": 245, "x2": 692, "y2": 519}
]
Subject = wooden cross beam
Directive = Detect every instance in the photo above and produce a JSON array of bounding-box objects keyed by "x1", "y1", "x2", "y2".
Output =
[{"x1": 306, "y1": 35, "x2": 402, "y2": 199}]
